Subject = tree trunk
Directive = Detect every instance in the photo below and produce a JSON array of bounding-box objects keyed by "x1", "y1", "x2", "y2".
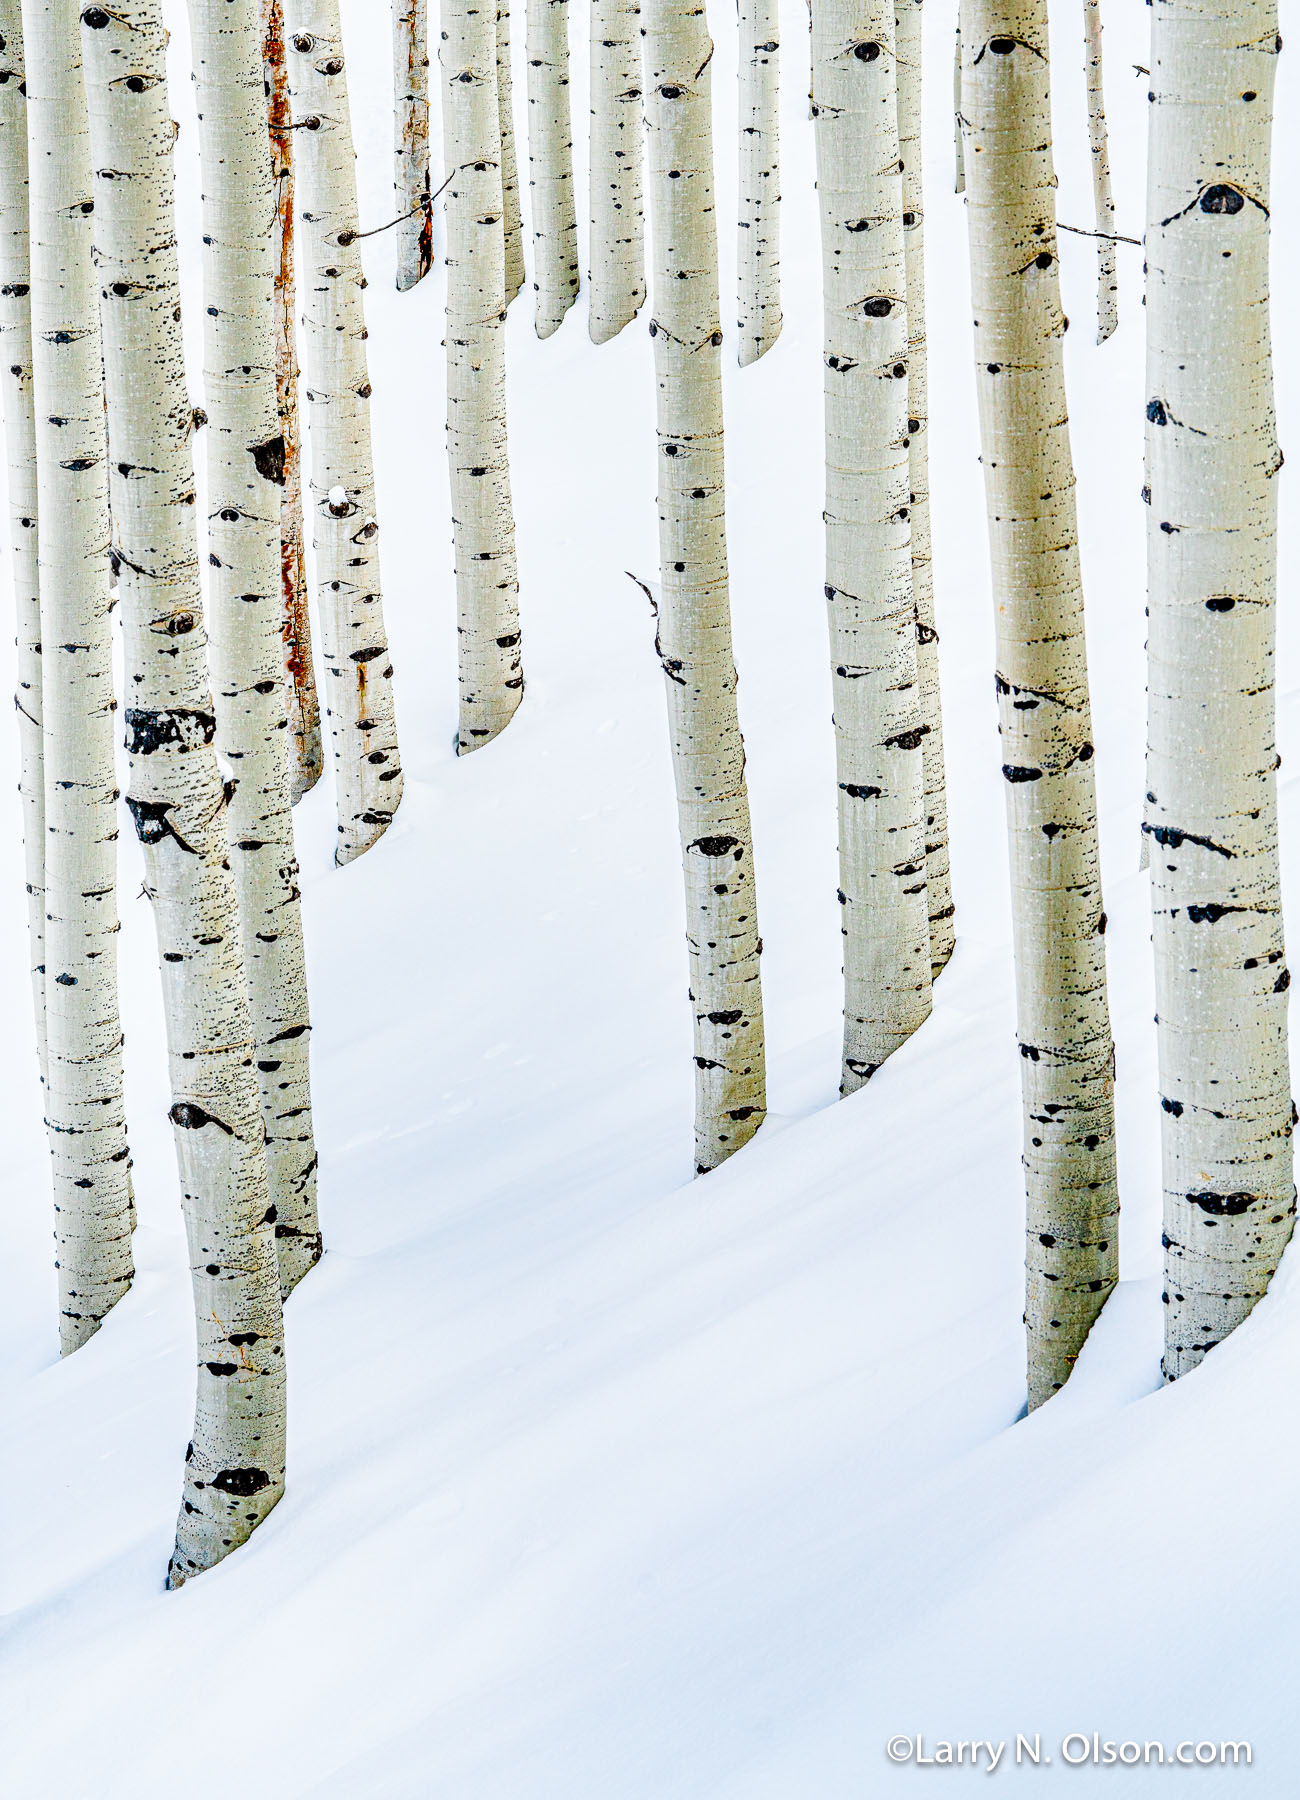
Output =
[
  {"x1": 644, "y1": 0, "x2": 766, "y2": 1172},
  {"x1": 961, "y1": 0, "x2": 1119, "y2": 1409},
  {"x1": 261, "y1": 0, "x2": 322, "y2": 803},
  {"x1": 896, "y1": 0, "x2": 953, "y2": 976},
  {"x1": 588, "y1": 0, "x2": 644, "y2": 341},
  {"x1": 736, "y1": 0, "x2": 780, "y2": 364},
  {"x1": 188, "y1": 0, "x2": 321, "y2": 1299},
  {"x1": 813, "y1": 0, "x2": 932, "y2": 1094},
  {"x1": 497, "y1": 0, "x2": 524, "y2": 304},
  {"x1": 80, "y1": 0, "x2": 286, "y2": 1581},
  {"x1": 440, "y1": 0, "x2": 524, "y2": 750},
  {"x1": 284, "y1": 0, "x2": 404, "y2": 863},
  {"x1": 525, "y1": 0, "x2": 579, "y2": 337},
  {"x1": 1083, "y1": 0, "x2": 1116, "y2": 343},
  {"x1": 23, "y1": 0, "x2": 135, "y2": 1354},
  {"x1": 0, "y1": 1, "x2": 44, "y2": 1087},
  {"x1": 394, "y1": 0, "x2": 433, "y2": 291},
  {"x1": 952, "y1": 17, "x2": 964, "y2": 192},
  {"x1": 1145, "y1": 0, "x2": 1291, "y2": 1380}
]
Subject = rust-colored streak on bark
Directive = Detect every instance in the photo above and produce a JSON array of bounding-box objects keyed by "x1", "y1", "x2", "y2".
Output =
[
  {"x1": 395, "y1": 0, "x2": 433, "y2": 290},
  {"x1": 263, "y1": 0, "x2": 322, "y2": 802}
]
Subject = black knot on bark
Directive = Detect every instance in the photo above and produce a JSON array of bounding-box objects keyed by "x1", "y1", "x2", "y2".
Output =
[
  {"x1": 168, "y1": 1102, "x2": 234, "y2": 1135},
  {"x1": 1200, "y1": 184, "x2": 1244, "y2": 215},
  {"x1": 852, "y1": 40, "x2": 881, "y2": 59},
  {"x1": 211, "y1": 1467, "x2": 272, "y2": 1496},
  {"x1": 81, "y1": 7, "x2": 110, "y2": 26},
  {"x1": 862, "y1": 296, "x2": 892, "y2": 317},
  {"x1": 988, "y1": 36, "x2": 1015, "y2": 53},
  {"x1": 659, "y1": 84, "x2": 681, "y2": 98}
]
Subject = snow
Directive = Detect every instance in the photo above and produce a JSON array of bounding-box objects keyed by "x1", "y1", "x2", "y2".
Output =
[{"x1": 3, "y1": 0, "x2": 1300, "y2": 1792}]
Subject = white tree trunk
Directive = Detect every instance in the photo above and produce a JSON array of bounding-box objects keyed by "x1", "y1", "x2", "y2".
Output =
[
  {"x1": 1145, "y1": 0, "x2": 1291, "y2": 1380},
  {"x1": 813, "y1": 0, "x2": 932, "y2": 1093},
  {"x1": 736, "y1": 0, "x2": 780, "y2": 364},
  {"x1": 961, "y1": 0, "x2": 1119, "y2": 1409},
  {"x1": 588, "y1": 0, "x2": 644, "y2": 342},
  {"x1": 188, "y1": 0, "x2": 321, "y2": 1298},
  {"x1": 0, "y1": 1, "x2": 44, "y2": 1085},
  {"x1": 80, "y1": 0, "x2": 286, "y2": 1581},
  {"x1": 440, "y1": 0, "x2": 524, "y2": 749},
  {"x1": 896, "y1": 0, "x2": 953, "y2": 976},
  {"x1": 262, "y1": 0, "x2": 323, "y2": 803},
  {"x1": 1083, "y1": 0, "x2": 1116, "y2": 343},
  {"x1": 644, "y1": 0, "x2": 766, "y2": 1171},
  {"x1": 284, "y1": 0, "x2": 404, "y2": 863},
  {"x1": 952, "y1": 17, "x2": 964, "y2": 192},
  {"x1": 525, "y1": 0, "x2": 579, "y2": 336},
  {"x1": 497, "y1": 0, "x2": 524, "y2": 304},
  {"x1": 394, "y1": 0, "x2": 433, "y2": 291},
  {"x1": 23, "y1": 0, "x2": 134, "y2": 1353}
]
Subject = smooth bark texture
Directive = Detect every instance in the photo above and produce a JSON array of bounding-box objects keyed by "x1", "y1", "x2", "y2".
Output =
[
  {"x1": 1083, "y1": 0, "x2": 1116, "y2": 343},
  {"x1": 284, "y1": 0, "x2": 404, "y2": 862},
  {"x1": 24, "y1": 0, "x2": 134, "y2": 1353},
  {"x1": 0, "y1": 0, "x2": 44, "y2": 1084},
  {"x1": 961, "y1": 0, "x2": 1118, "y2": 1409},
  {"x1": 262, "y1": 0, "x2": 322, "y2": 802},
  {"x1": 736, "y1": 0, "x2": 780, "y2": 364},
  {"x1": 525, "y1": 0, "x2": 579, "y2": 336},
  {"x1": 897, "y1": 0, "x2": 953, "y2": 975},
  {"x1": 645, "y1": 0, "x2": 766, "y2": 1171},
  {"x1": 80, "y1": 0, "x2": 286, "y2": 1580},
  {"x1": 1145, "y1": 1, "x2": 1292, "y2": 1380},
  {"x1": 394, "y1": 0, "x2": 433, "y2": 291},
  {"x1": 952, "y1": 17, "x2": 963, "y2": 192},
  {"x1": 189, "y1": 0, "x2": 321, "y2": 1297},
  {"x1": 440, "y1": 0, "x2": 523, "y2": 748},
  {"x1": 813, "y1": 0, "x2": 931, "y2": 1093},
  {"x1": 588, "y1": 0, "x2": 644, "y2": 341},
  {"x1": 497, "y1": 0, "x2": 524, "y2": 303}
]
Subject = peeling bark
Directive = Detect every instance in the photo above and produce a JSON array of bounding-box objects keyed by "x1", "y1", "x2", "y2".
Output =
[
  {"x1": 80, "y1": 0, "x2": 285, "y2": 1579},
  {"x1": 588, "y1": 0, "x2": 644, "y2": 341},
  {"x1": 24, "y1": 0, "x2": 134, "y2": 1354},
  {"x1": 525, "y1": 0, "x2": 579, "y2": 337},
  {"x1": 645, "y1": 0, "x2": 766, "y2": 1171},
  {"x1": 261, "y1": 0, "x2": 322, "y2": 803},
  {"x1": 736, "y1": 0, "x2": 780, "y2": 364},
  {"x1": 1083, "y1": 0, "x2": 1116, "y2": 342},
  {"x1": 961, "y1": 0, "x2": 1119, "y2": 1408},
  {"x1": 497, "y1": 0, "x2": 524, "y2": 304},
  {"x1": 814, "y1": 0, "x2": 932, "y2": 1093},
  {"x1": 393, "y1": 0, "x2": 433, "y2": 291},
  {"x1": 1146, "y1": 0, "x2": 1292, "y2": 1379},
  {"x1": 440, "y1": 0, "x2": 523, "y2": 748},
  {"x1": 284, "y1": 0, "x2": 404, "y2": 862}
]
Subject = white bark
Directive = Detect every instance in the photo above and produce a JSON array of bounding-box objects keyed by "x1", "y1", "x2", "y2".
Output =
[
  {"x1": 813, "y1": 0, "x2": 931, "y2": 1092},
  {"x1": 525, "y1": 0, "x2": 579, "y2": 337},
  {"x1": 0, "y1": 1, "x2": 44, "y2": 1084},
  {"x1": 1145, "y1": 0, "x2": 1291, "y2": 1380},
  {"x1": 961, "y1": 0, "x2": 1118, "y2": 1409},
  {"x1": 736, "y1": 0, "x2": 780, "y2": 364},
  {"x1": 441, "y1": 0, "x2": 524, "y2": 748},
  {"x1": 645, "y1": 0, "x2": 766, "y2": 1171},
  {"x1": 188, "y1": 0, "x2": 321, "y2": 1298},
  {"x1": 394, "y1": 0, "x2": 433, "y2": 291},
  {"x1": 284, "y1": 0, "x2": 404, "y2": 863},
  {"x1": 261, "y1": 0, "x2": 322, "y2": 804},
  {"x1": 896, "y1": 0, "x2": 953, "y2": 975},
  {"x1": 497, "y1": 0, "x2": 524, "y2": 304},
  {"x1": 588, "y1": 0, "x2": 644, "y2": 342},
  {"x1": 952, "y1": 17, "x2": 963, "y2": 192},
  {"x1": 80, "y1": 0, "x2": 285, "y2": 1580},
  {"x1": 1083, "y1": 0, "x2": 1116, "y2": 343},
  {"x1": 23, "y1": 0, "x2": 134, "y2": 1353}
]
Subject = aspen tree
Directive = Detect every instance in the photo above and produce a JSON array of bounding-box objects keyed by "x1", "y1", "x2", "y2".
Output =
[
  {"x1": 1145, "y1": 0, "x2": 1292, "y2": 1379},
  {"x1": 1082, "y1": 0, "x2": 1116, "y2": 342},
  {"x1": 261, "y1": 0, "x2": 322, "y2": 802},
  {"x1": 188, "y1": 0, "x2": 321, "y2": 1296},
  {"x1": 0, "y1": 1, "x2": 44, "y2": 1080},
  {"x1": 961, "y1": 0, "x2": 1118, "y2": 1407},
  {"x1": 645, "y1": 0, "x2": 765, "y2": 1171},
  {"x1": 896, "y1": 0, "x2": 953, "y2": 974},
  {"x1": 440, "y1": 0, "x2": 523, "y2": 748},
  {"x1": 24, "y1": 0, "x2": 134, "y2": 1352},
  {"x1": 284, "y1": 0, "x2": 404, "y2": 863},
  {"x1": 814, "y1": 0, "x2": 931, "y2": 1093},
  {"x1": 80, "y1": 0, "x2": 285, "y2": 1580},
  {"x1": 588, "y1": 0, "x2": 644, "y2": 341},
  {"x1": 952, "y1": 19, "x2": 963, "y2": 192},
  {"x1": 525, "y1": 0, "x2": 579, "y2": 336},
  {"x1": 497, "y1": 0, "x2": 524, "y2": 303},
  {"x1": 736, "y1": 0, "x2": 780, "y2": 364},
  {"x1": 394, "y1": 0, "x2": 433, "y2": 291}
]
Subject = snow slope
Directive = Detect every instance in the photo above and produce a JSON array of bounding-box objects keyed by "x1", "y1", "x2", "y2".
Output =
[{"x1": 3, "y1": 0, "x2": 1300, "y2": 1792}]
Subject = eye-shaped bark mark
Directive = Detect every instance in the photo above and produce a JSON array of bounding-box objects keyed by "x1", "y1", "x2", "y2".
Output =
[
  {"x1": 972, "y1": 34, "x2": 1046, "y2": 64},
  {"x1": 1186, "y1": 1190, "x2": 1258, "y2": 1217},
  {"x1": 124, "y1": 797, "x2": 198, "y2": 853},
  {"x1": 168, "y1": 1102, "x2": 235, "y2": 1135},
  {"x1": 1142, "y1": 821, "x2": 1235, "y2": 858},
  {"x1": 1160, "y1": 181, "x2": 1268, "y2": 228}
]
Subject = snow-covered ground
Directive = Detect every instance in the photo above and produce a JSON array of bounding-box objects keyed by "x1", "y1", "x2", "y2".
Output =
[{"x1": 3, "y1": 0, "x2": 1299, "y2": 1792}]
